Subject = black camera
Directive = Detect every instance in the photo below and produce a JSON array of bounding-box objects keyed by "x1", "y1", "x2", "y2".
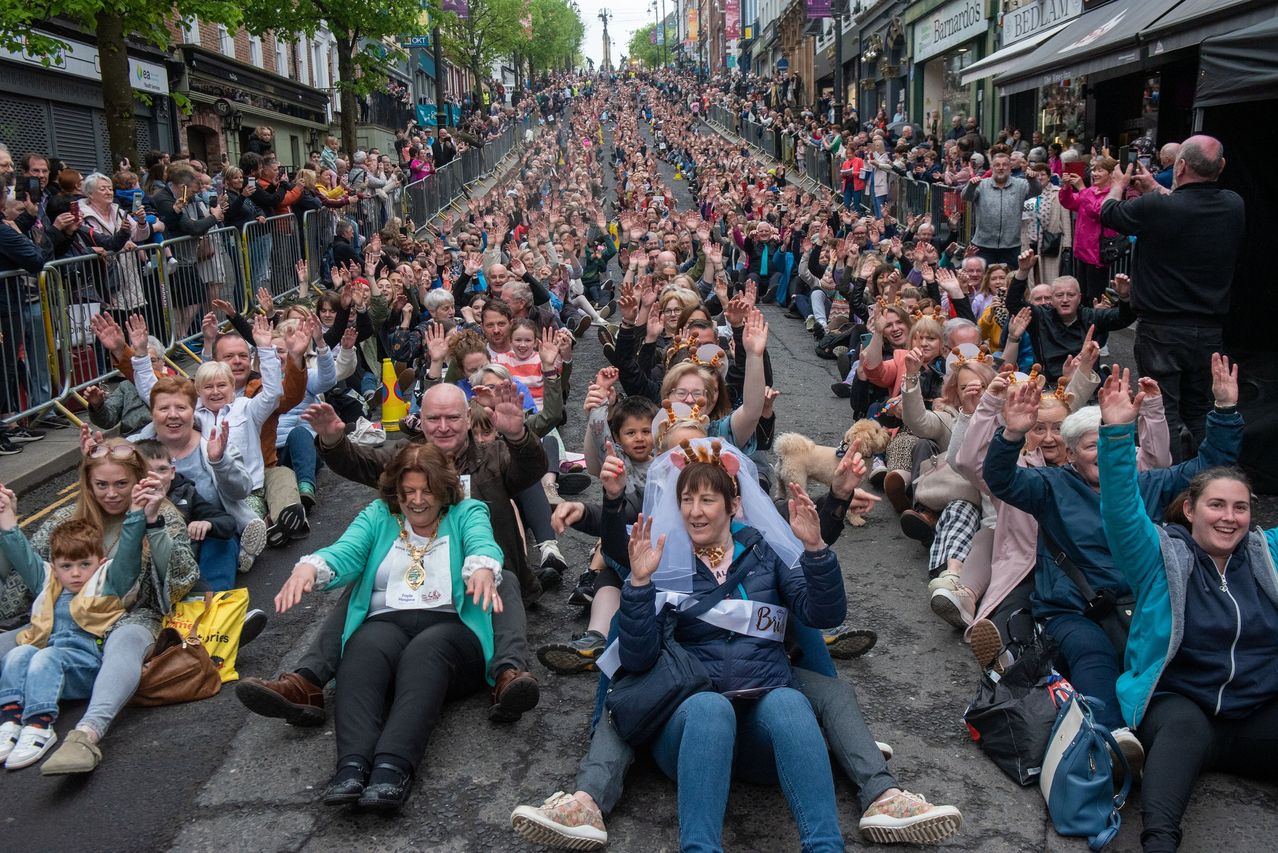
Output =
[{"x1": 14, "y1": 176, "x2": 41, "y2": 202}]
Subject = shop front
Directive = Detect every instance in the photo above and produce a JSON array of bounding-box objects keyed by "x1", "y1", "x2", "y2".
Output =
[
  {"x1": 0, "y1": 28, "x2": 172, "y2": 172},
  {"x1": 179, "y1": 45, "x2": 331, "y2": 171},
  {"x1": 855, "y1": 0, "x2": 908, "y2": 127},
  {"x1": 908, "y1": 0, "x2": 989, "y2": 140}
]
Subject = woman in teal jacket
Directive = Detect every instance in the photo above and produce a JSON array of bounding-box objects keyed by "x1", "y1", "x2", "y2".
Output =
[
  {"x1": 275, "y1": 443, "x2": 504, "y2": 812},
  {"x1": 1096, "y1": 362, "x2": 1278, "y2": 853}
]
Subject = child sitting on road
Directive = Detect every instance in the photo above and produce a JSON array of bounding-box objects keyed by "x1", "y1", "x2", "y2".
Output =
[{"x1": 0, "y1": 482, "x2": 154, "y2": 769}]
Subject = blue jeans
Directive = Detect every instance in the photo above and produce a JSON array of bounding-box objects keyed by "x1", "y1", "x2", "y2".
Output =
[
  {"x1": 1046, "y1": 613, "x2": 1125, "y2": 729},
  {"x1": 842, "y1": 186, "x2": 862, "y2": 211},
  {"x1": 22, "y1": 300, "x2": 51, "y2": 409},
  {"x1": 0, "y1": 593, "x2": 102, "y2": 721},
  {"x1": 279, "y1": 426, "x2": 318, "y2": 489},
  {"x1": 651, "y1": 689, "x2": 844, "y2": 853}
]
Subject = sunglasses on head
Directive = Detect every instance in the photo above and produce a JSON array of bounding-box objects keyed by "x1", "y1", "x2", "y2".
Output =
[{"x1": 87, "y1": 443, "x2": 137, "y2": 460}]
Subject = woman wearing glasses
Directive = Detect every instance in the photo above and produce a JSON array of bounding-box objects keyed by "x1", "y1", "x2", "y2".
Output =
[{"x1": 0, "y1": 434, "x2": 197, "y2": 775}]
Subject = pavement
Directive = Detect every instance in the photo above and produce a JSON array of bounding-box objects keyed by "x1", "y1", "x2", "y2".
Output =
[{"x1": 0, "y1": 118, "x2": 1274, "y2": 853}]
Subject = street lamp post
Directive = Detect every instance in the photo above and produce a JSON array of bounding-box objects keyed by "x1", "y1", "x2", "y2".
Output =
[
  {"x1": 661, "y1": 0, "x2": 668, "y2": 67},
  {"x1": 834, "y1": 0, "x2": 846, "y2": 127}
]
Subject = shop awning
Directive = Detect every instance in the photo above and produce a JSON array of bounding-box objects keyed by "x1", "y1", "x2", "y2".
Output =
[
  {"x1": 958, "y1": 21, "x2": 1070, "y2": 87},
  {"x1": 1142, "y1": 0, "x2": 1278, "y2": 55},
  {"x1": 993, "y1": 0, "x2": 1182, "y2": 96},
  {"x1": 1195, "y1": 15, "x2": 1278, "y2": 108}
]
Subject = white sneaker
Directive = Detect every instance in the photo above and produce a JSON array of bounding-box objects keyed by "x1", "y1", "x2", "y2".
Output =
[
  {"x1": 1111, "y1": 726, "x2": 1146, "y2": 784},
  {"x1": 927, "y1": 571, "x2": 961, "y2": 594},
  {"x1": 876, "y1": 741, "x2": 894, "y2": 762},
  {"x1": 0, "y1": 721, "x2": 20, "y2": 760},
  {"x1": 869, "y1": 456, "x2": 888, "y2": 489},
  {"x1": 930, "y1": 586, "x2": 976, "y2": 630},
  {"x1": 859, "y1": 790, "x2": 963, "y2": 845},
  {"x1": 538, "y1": 540, "x2": 568, "y2": 573},
  {"x1": 238, "y1": 517, "x2": 268, "y2": 574},
  {"x1": 5, "y1": 725, "x2": 57, "y2": 769}
]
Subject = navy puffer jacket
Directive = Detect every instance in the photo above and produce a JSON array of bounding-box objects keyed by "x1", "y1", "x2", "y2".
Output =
[{"x1": 617, "y1": 525, "x2": 846, "y2": 697}]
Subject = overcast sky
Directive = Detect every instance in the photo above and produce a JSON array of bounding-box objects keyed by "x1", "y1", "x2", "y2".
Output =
[{"x1": 574, "y1": 0, "x2": 673, "y2": 67}]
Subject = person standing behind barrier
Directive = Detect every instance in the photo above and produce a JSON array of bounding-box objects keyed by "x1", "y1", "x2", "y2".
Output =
[
  {"x1": 1058, "y1": 156, "x2": 1122, "y2": 306},
  {"x1": 961, "y1": 152, "x2": 1040, "y2": 269},
  {"x1": 1099, "y1": 136, "x2": 1245, "y2": 463},
  {"x1": 151, "y1": 162, "x2": 225, "y2": 334},
  {"x1": 432, "y1": 130, "x2": 457, "y2": 169},
  {"x1": 0, "y1": 196, "x2": 49, "y2": 454}
]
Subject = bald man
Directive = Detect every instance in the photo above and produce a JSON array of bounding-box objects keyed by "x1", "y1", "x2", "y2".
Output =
[
  {"x1": 1101, "y1": 134, "x2": 1245, "y2": 460},
  {"x1": 1154, "y1": 142, "x2": 1181, "y2": 189},
  {"x1": 237, "y1": 382, "x2": 549, "y2": 726}
]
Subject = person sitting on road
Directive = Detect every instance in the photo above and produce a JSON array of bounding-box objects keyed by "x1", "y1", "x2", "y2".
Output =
[
  {"x1": 234, "y1": 382, "x2": 546, "y2": 727},
  {"x1": 0, "y1": 491, "x2": 151, "y2": 769},
  {"x1": 82, "y1": 334, "x2": 172, "y2": 438},
  {"x1": 273, "y1": 442, "x2": 504, "y2": 812},
  {"x1": 1095, "y1": 366, "x2": 1278, "y2": 853},
  {"x1": 0, "y1": 437, "x2": 197, "y2": 775},
  {"x1": 980, "y1": 356, "x2": 1244, "y2": 782},
  {"x1": 1005, "y1": 249, "x2": 1135, "y2": 384},
  {"x1": 512, "y1": 439, "x2": 961, "y2": 850}
]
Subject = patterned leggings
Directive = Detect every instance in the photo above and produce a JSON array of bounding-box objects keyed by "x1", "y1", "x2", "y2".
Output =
[
  {"x1": 928, "y1": 499, "x2": 982, "y2": 575},
  {"x1": 885, "y1": 431, "x2": 918, "y2": 471}
]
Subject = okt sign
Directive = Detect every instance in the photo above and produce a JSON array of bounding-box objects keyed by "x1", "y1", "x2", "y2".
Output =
[{"x1": 912, "y1": 0, "x2": 987, "y2": 63}]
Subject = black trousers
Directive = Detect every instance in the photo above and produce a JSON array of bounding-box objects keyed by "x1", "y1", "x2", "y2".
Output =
[
  {"x1": 1133, "y1": 321, "x2": 1222, "y2": 463},
  {"x1": 1073, "y1": 257, "x2": 1110, "y2": 306},
  {"x1": 1137, "y1": 692, "x2": 1278, "y2": 852},
  {"x1": 334, "y1": 609, "x2": 485, "y2": 770},
  {"x1": 298, "y1": 572, "x2": 527, "y2": 684}
]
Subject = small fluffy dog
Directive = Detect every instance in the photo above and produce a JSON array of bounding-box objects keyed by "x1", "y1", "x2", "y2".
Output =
[{"x1": 775, "y1": 419, "x2": 892, "y2": 526}]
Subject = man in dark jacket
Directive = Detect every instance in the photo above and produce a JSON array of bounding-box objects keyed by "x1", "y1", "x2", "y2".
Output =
[
  {"x1": 1007, "y1": 248, "x2": 1135, "y2": 383},
  {"x1": 0, "y1": 202, "x2": 49, "y2": 444},
  {"x1": 1100, "y1": 135, "x2": 1245, "y2": 461},
  {"x1": 235, "y1": 382, "x2": 545, "y2": 726},
  {"x1": 432, "y1": 129, "x2": 458, "y2": 168}
]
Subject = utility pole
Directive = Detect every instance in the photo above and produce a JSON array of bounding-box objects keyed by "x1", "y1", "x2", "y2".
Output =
[
  {"x1": 661, "y1": 0, "x2": 668, "y2": 67},
  {"x1": 599, "y1": 9, "x2": 612, "y2": 72},
  {"x1": 833, "y1": 0, "x2": 846, "y2": 128},
  {"x1": 432, "y1": 24, "x2": 449, "y2": 128}
]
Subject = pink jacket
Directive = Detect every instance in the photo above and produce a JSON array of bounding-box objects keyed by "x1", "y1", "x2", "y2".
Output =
[
  {"x1": 1058, "y1": 184, "x2": 1118, "y2": 267},
  {"x1": 862, "y1": 349, "x2": 909, "y2": 398},
  {"x1": 952, "y1": 387, "x2": 1171, "y2": 639}
]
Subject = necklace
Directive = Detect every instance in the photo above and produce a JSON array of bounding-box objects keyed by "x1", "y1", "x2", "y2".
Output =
[
  {"x1": 694, "y1": 543, "x2": 729, "y2": 568},
  {"x1": 398, "y1": 514, "x2": 442, "y2": 591}
]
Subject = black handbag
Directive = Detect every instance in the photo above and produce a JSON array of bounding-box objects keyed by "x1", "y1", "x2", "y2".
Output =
[
  {"x1": 963, "y1": 617, "x2": 1070, "y2": 786},
  {"x1": 1042, "y1": 530, "x2": 1135, "y2": 659},
  {"x1": 605, "y1": 561, "x2": 752, "y2": 746},
  {"x1": 1098, "y1": 235, "x2": 1131, "y2": 265},
  {"x1": 1034, "y1": 230, "x2": 1062, "y2": 258}
]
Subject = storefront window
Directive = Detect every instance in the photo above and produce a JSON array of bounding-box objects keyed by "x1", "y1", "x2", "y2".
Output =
[
  {"x1": 941, "y1": 50, "x2": 974, "y2": 129},
  {"x1": 1040, "y1": 77, "x2": 1086, "y2": 145}
]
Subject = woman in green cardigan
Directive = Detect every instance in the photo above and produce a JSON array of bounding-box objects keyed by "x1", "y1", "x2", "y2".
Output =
[{"x1": 274, "y1": 442, "x2": 504, "y2": 812}]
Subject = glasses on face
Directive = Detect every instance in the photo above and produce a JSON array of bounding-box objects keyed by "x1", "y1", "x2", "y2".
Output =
[
  {"x1": 87, "y1": 443, "x2": 137, "y2": 460},
  {"x1": 670, "y1": 388, "x2": 708, "y2": 403}
]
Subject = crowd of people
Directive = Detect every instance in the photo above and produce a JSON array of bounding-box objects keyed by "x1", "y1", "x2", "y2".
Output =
[{"x1": 0, "y1": 66, "x2": 1272, "y2": 853}]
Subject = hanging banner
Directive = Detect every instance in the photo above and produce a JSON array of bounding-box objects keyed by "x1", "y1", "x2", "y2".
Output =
[
  {"x1": 806, "y1": 0, "x2": 832, "y2": 19},
  {"x1": 442, "y1": 0, "x2": 469, "y2": 18},
  {"x1": 725, "y1": 0, "x2": 741, "y2": 40},
  {"x1": 688, "y1": 9, "x2": 699, "y2": 42}
]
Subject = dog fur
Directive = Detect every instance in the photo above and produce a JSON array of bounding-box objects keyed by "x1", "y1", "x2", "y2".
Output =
[{"x1": 775, "y1": 419, "x2": 892, "y2": 526}]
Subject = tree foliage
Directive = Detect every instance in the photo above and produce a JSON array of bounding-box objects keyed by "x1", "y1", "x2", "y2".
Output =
[
  {"x1": 438, "y1": 0, "x2": 584, "y2": 98},
  {"x1": 627, "y1": 24, "x2": 661, "y2": 70},
  {"x1": 0, "y1": 0, "x2": 243, "y2": 167},
  {"x1": 240, "y1": 0, "x2": 424, "y2": 156}
]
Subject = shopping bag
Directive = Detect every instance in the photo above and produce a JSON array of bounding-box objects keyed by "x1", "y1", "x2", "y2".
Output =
[{"x1": 164, "y1": 588, "x2": 250, "y2": 682}]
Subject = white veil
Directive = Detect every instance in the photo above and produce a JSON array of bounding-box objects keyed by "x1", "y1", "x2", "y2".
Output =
[{"x1": 641, "y1": 437, "x2": 803, "y2": 594}]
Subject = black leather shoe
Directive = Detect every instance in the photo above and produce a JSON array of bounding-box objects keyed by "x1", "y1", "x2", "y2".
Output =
[
  {"x1": 357, "y1": 764, "x2": 414, "y2": 812},
  {"x1": 322, "y1": 762, "x2": 368, "y2": 806}
]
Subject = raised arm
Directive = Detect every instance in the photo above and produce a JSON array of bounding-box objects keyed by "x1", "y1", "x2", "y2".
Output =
[{"x1": 729, "y1": 309, "x2": 767, "y2": 447}]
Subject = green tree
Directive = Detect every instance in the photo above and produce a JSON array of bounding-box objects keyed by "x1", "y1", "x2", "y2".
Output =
[
  {"x1": 523, "y1": 0, "x2": 584, "y2": 75},
  {"x1": 0, "y1": 1, "x2": 242, "y2": 168},
  {"x1": 437, "y1": 0, "x2": 524, "y2": 105},
  {"x1": 627, "y1": 24, "x2": 661, "y2": 70},
  {"x1": 240, "y1": 0, "x2": 425, "y2": 156}
]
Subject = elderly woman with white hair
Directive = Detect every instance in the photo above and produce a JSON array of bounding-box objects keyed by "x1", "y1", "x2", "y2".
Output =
[
  {"x1": 78, "y1": 172, "x2": 157, "y2": 326},
  {"x1": 981, "y1": 366, "x2": 1245, "y2": 775}
]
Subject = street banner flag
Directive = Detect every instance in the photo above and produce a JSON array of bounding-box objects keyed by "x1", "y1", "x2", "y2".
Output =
[
  {"x1": 443, "y1": 0, "x2": 469, "y2": 18},
  {"x1": 688, "y1": 9, "x2": 699, "y2": 41},
  {"x1": 725, "y1": 0, "x2": 741, "y2": 40}
]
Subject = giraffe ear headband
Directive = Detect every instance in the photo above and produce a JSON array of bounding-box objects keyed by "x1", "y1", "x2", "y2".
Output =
[
  {"x1": 670, "y1": 438, "x2": 742, "y2": 481},
  {"x1": 652, "y1": 400, "x2": 709, "y2": 441},
  {"x1": 690, "y1": 344, "x2": 729, "y2": 377},
  {"x1": 1042, "y1": 377, "x2": 1074, "y2": 405},
  {"x1": 945, "y1": 343, "x2": 994, "y2": 372},
  {"x1": 1005, "y1": 363, "x2": 1043, "y2": 387}
]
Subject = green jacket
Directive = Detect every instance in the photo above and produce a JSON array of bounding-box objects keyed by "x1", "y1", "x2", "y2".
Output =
[{"x1": 312, "y1": 498, "x2": 503, "y2": 683}]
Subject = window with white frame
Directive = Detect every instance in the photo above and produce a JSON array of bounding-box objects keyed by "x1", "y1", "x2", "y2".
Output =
[
  {"x1": 312, "y1": 42, "x2": 327, "y2": 89},
  {"x1": 249, "y1": 35, "x2": 263, "y2": 66},
  {"x1": 182, "y1": 19, "x2": 199, "y2": 43},
  {"x1": 274, "y1": 36, "x2": 287, "y2": 76},
  {"x1": 218, "y1": 25, "x2": 234, "y2": 57},
  {"x1": 296, "y1": 37, "x2": 310, "y2": 86}
]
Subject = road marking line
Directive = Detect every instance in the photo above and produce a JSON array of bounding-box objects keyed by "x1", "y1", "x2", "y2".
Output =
[
  {"x1": 58, "y1": 482, "x2": 78, "y2": 496},
  {"x1": 20, "y1": 491, "x2": 78, "y2": 529}
]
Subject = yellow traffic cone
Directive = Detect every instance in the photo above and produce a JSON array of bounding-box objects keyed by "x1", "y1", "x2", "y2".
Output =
[
  {"x1": 674, "y1": 166, "x2": 684, "y2": 181},
  {"x1": 380, "y1": 358, "x2": 409, "y2": 432}
]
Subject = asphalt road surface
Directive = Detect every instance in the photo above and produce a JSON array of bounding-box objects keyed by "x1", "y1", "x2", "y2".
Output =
[{"x1": 2, "y1": 125, "x2": 1275, "y2": 853}]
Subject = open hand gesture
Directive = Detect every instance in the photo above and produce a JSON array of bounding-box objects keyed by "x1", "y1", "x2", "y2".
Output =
[
  {"x1": 302, "y1": 402, "x2": 346, "y2": 444},
  {"x1": 1002, "y1": 379, "x2": 1041, "y2": 439},
  {"x1": 787, "y1": 484, "x2": 826, "y2": 552},
  {"x1": 1009, "y1": 307, "x2": 1033, "y2": 340},
  {"x1": 0, "y1": 484, "x2": 18, "y2": 531},
  {"x1": 251, "y1": 313, "x2": 274, "y2": 349},
  {"x1": 1099, "y1": 366, "x2": 1145, "y2": 425},
  {"x1": 205, "y1": 418, "x2": 231, "y2": 462},
  {"x1": 742, "y1": 308, "x2": 768, "y2": 357},
  {"x1": 1211, "y1": 353, "x2": 1238, "y2": 407},
  {"x1": 487, "y1": 380, "x2": 527, "y2": 438},
  {"x1": 627, "y1": 514, "x2": 666, "y2": 586},
  {"x1": 424, "y1": 322, "x2": 449, "y2": 364},
  {"x1": 90, "y1": 313, "x2": 127, "y2": 357},
  {"x1": 126, "y1": 313, "x2": 150, "y2": 353}
]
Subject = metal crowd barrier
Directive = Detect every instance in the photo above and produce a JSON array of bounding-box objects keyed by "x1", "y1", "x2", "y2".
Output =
[
  {"x1": 242, "y1": 214, "x2": 303, "y2": 301},
  {"x1": 0, "y1": 268, "x2": 63, "y2": 425}
]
